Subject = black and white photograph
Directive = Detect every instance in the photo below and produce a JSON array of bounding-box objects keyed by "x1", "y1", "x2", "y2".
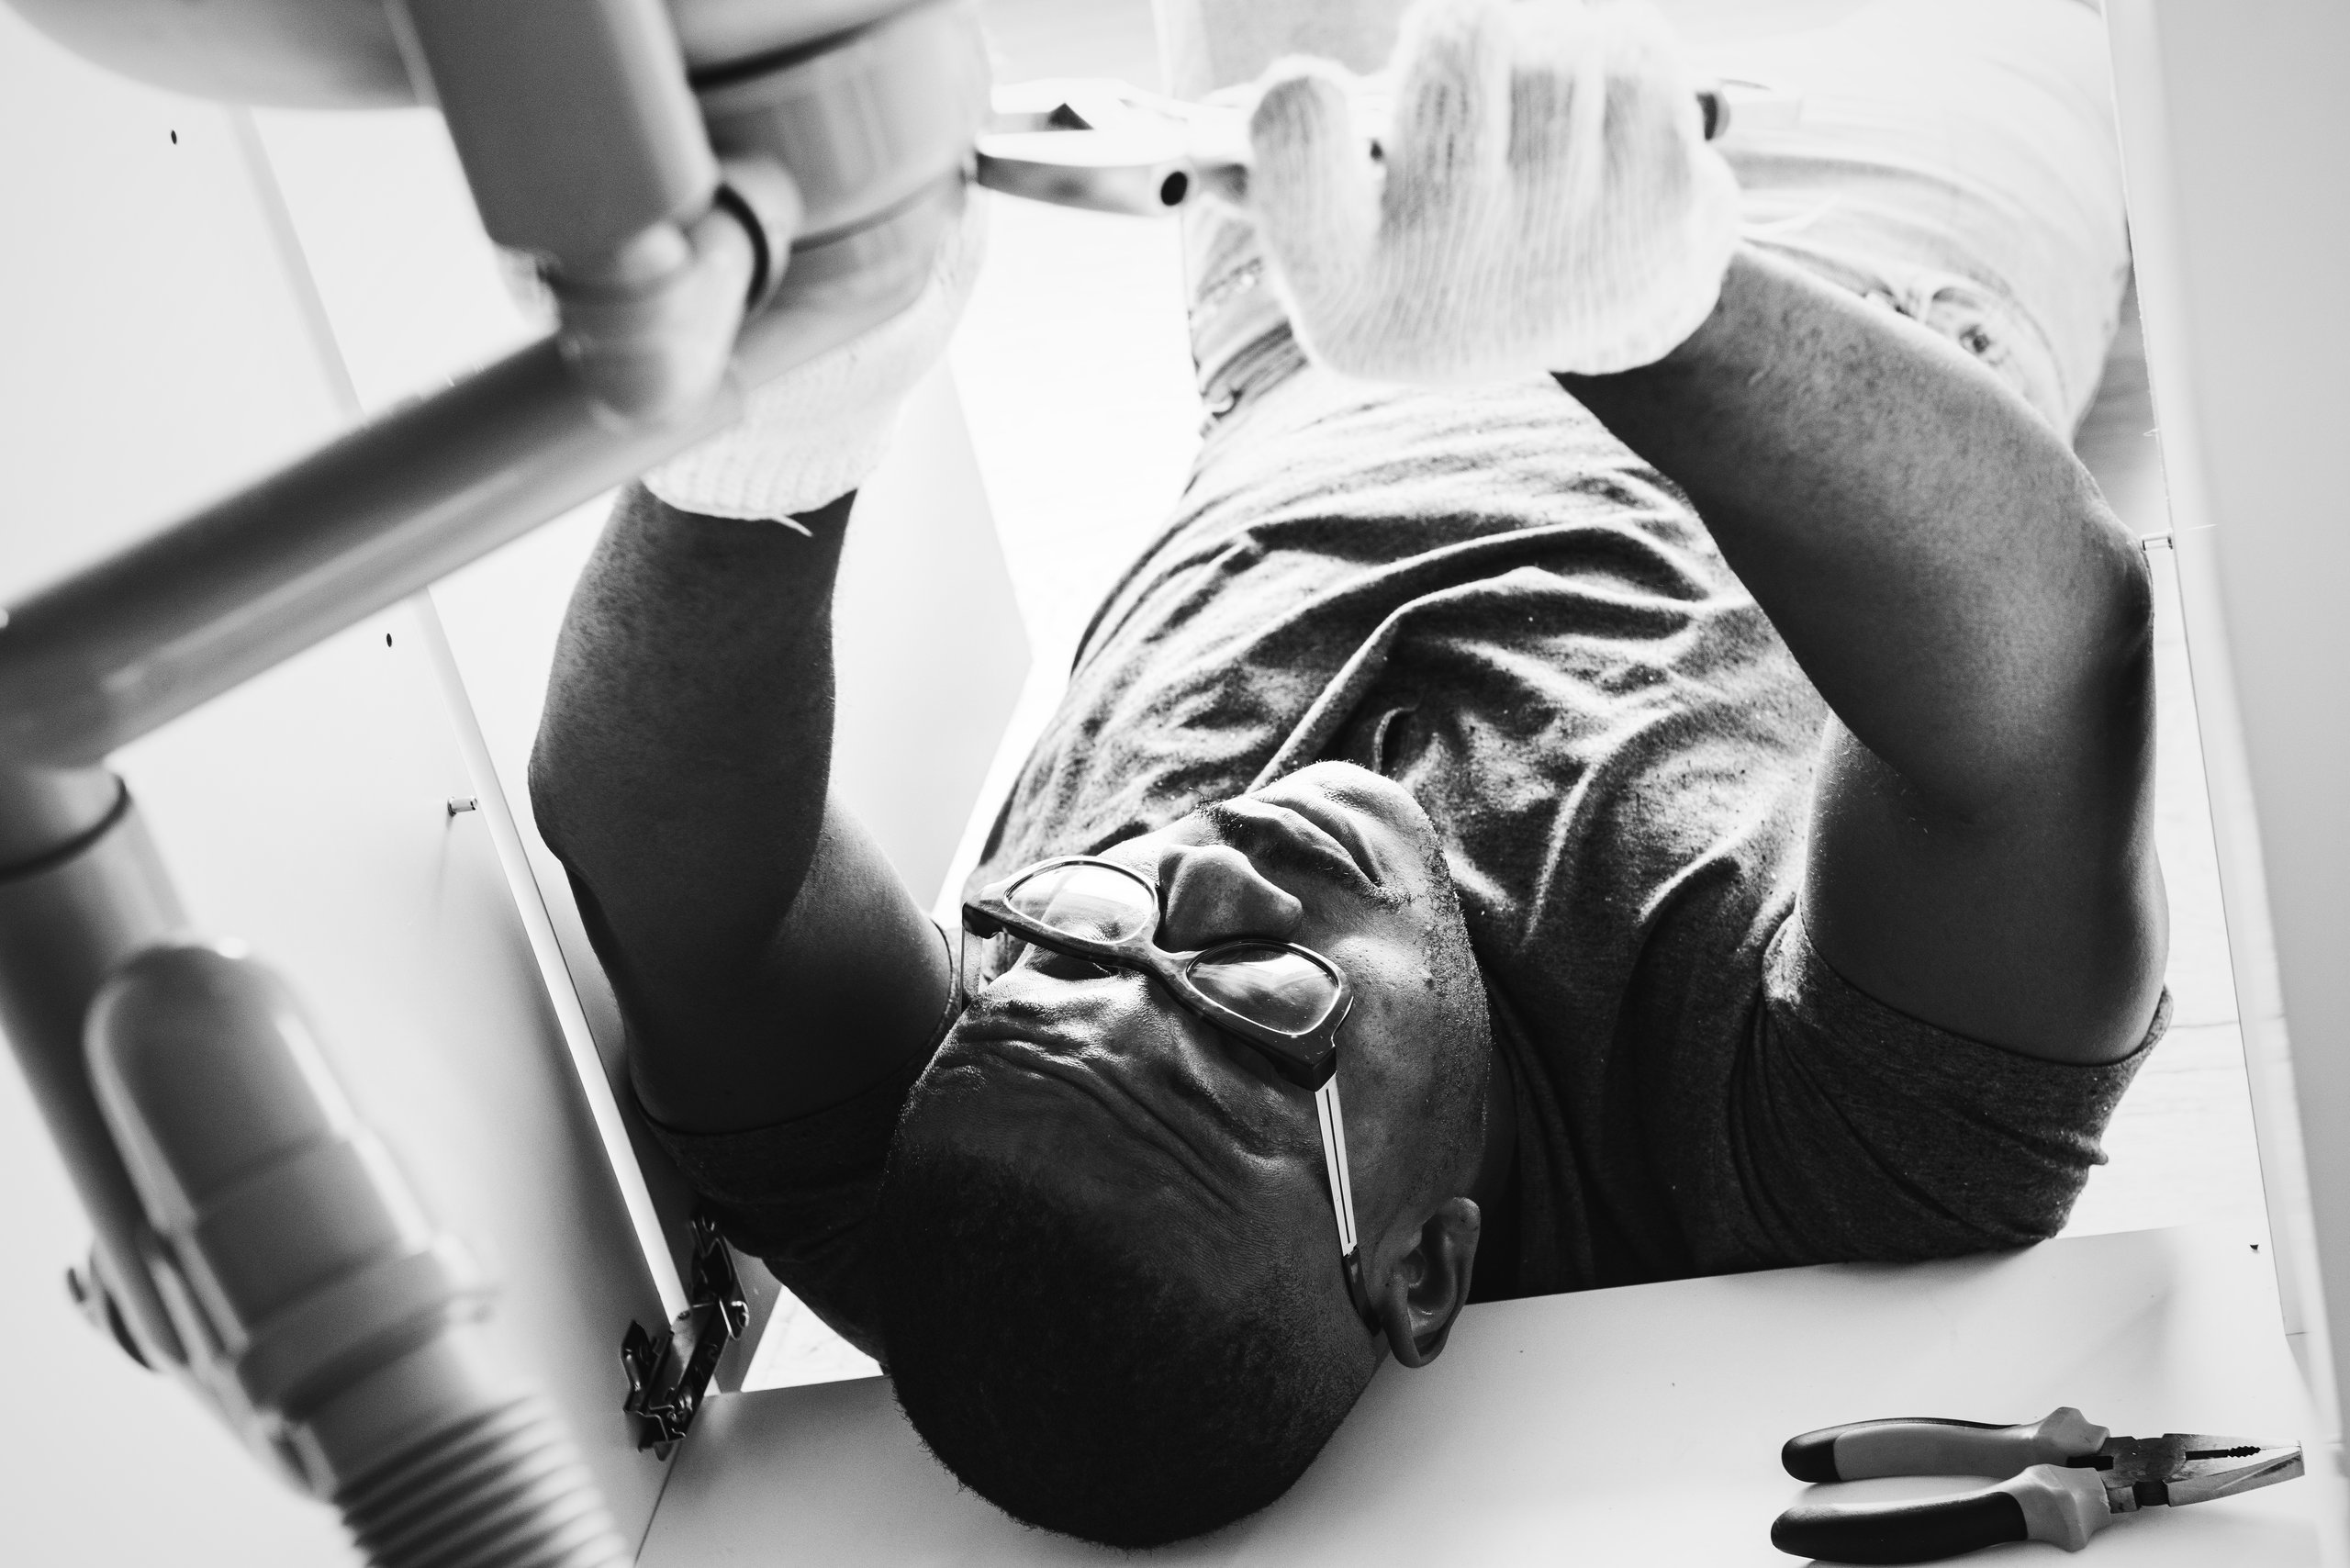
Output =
[{"x1": 2, "y1": 0, "x2": 2345, "y2": 1562}]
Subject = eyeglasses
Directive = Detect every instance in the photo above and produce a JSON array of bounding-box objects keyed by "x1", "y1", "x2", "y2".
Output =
[{"x1": 963, "y1": 856, "x2": 1375, "y2": 1328}]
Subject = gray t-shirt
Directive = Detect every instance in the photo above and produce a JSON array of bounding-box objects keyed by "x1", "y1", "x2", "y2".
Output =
[{"x1": 655, "y1": 365, "x2": 2157, "y2": 1356}]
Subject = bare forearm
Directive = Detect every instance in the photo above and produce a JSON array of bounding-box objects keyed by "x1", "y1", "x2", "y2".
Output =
[
  {"x1": 532, "y1": 485, "x2": 848, "y2": 958},
  {"x1": 1561, "y1": 246, "x2": 2150, "y2": 818},
  {"x1": 530, "y1": 487, "x2": 952, "y2": 1128}
]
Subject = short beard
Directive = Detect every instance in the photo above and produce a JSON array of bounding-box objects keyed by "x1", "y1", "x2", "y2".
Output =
[{"x1": 1418, "y1": 865, "x2": 1494, "y2": 1131}]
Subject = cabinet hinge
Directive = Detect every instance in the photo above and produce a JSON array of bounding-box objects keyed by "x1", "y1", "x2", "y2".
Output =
[{"x1": 621, "y1": 1215, "x2": 749, "y2": 1457}]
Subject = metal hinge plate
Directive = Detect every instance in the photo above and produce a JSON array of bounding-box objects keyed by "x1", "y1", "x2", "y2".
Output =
[{"x1": 621, "y1": 1215, "x2": 749, "y2": 1457}]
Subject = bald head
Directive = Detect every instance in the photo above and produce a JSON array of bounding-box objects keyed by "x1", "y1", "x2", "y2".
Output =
[
  {"x1": 875, "y1": 1067, "x2": 1372, "y2": 1547},
  {"x1": 874, "y1": 763, "x2": 1505, "y2": 1541}
]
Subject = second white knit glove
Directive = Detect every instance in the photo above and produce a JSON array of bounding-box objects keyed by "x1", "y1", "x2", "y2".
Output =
[
  {"x1": 643, "y1": 194, "x2": 989, "y2": 521},
  {"x1": 1247, "y1": 0, "x2": 1739, "y2": 386}
]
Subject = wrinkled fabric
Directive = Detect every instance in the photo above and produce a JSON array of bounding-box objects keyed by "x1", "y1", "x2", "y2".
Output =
[{"x1": 961, "y1": 369, "x2": 2154, "y2": 1305}]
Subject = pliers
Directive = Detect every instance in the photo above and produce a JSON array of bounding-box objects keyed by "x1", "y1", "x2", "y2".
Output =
[{"x1": 1773, "y1": 1406, "x2": 2303, "y2": 1562}]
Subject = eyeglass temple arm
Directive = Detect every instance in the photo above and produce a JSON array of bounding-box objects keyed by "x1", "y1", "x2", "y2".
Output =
[{"x1": 1314, "y1": 1075, "x2": 1374, "y2": 1326}]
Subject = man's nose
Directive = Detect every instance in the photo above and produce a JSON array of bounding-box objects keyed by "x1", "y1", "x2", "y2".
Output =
[{"x1": 1156, "y1": 844, "x2": 1304, "y2": 951}]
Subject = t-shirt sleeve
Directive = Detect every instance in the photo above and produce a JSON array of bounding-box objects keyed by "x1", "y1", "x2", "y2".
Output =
[
  {"x1": 632, "y1": 922, "x2": 967, "y2": 1364},
  {"x1": 1684, "y1": 912, "x2": 2163, "y2": 1272}
]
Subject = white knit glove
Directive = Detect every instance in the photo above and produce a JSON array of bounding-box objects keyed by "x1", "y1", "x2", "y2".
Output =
[
  {"x1": 1246, "y1": 0, "x2": 1739, "y2": 385},
  {"x1": 643, "y1": 195, "x2": 989, "y2": 521}
]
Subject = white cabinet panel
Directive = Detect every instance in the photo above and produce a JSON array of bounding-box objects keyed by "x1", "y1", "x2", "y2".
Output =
[{"x1": 644, "y1": 1226, "x2": 2333, "y2": 1567}]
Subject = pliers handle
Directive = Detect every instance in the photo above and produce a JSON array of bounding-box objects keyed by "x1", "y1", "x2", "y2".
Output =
[
  {"x1": 1776, "y1": 1463, "x2": 2113, "y2": 1563},
  {"x1": 1783, "y1": 1407, "x2": 2113, "y2": 1484},
  {"x1": 1774, "y1": 1409, "x2": 2115, "y2": 1563}
]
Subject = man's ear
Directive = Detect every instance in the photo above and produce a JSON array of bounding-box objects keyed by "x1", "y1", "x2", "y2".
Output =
[{"x1": 1374, "y1": 1196, "x2": 1480, "y2": 1368}]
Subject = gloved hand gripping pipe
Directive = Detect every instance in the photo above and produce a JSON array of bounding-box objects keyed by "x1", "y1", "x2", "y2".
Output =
[{"x1": 86, "y1": 943, "x2": 631, "y2": 1568}]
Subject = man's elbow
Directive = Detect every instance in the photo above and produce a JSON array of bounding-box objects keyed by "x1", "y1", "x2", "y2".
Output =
[
  {"x1": 2087, "y1": 506, "x2": 2158, "y2": 678},
  {"x1": 525, "y1": 741, "x2": 572, "y2": 866},
  {"x1": 525, "y1": 698, "x2": 601, "y2": 874},
  {"x1": 2036, "y1": 488, "x2": 2158, "y2": 757}
]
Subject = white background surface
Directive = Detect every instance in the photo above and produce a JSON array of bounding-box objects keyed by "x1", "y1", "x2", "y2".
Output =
[{"x1": 648, "y1": 1226, "x2": 2339, "y2": 1566}]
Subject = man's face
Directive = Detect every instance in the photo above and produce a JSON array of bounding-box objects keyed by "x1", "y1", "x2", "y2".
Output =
[{"x1": 912, "y1": 760, "x2": 1492, "y2": 1332}]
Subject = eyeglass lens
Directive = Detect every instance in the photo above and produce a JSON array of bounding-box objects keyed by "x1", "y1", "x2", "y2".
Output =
[
  {"x1": 1006, "y1": 861, "x2": 1157, "y2": 942},
  {"x1": 1187, "y1": 945, "x2": 1341, "y2": 1034}
]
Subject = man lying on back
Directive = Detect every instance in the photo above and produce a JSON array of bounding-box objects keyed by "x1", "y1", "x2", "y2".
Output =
[{"x1": 532, "y1": 0, "x2": 2161, "y2": 1546}]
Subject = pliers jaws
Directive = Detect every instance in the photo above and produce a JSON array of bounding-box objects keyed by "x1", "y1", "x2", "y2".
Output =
[{"x1": 2100, "y1": 1431, "x2": 2305, "y2": 1510}]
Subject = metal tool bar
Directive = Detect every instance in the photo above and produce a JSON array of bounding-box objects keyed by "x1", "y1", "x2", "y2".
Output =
[
  {"x1": 975, "y1": 76, "x2": 1793, "y2": 218},
  {"x1": 0, "y1": 185, "x2": 950, "y2": 770}
]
